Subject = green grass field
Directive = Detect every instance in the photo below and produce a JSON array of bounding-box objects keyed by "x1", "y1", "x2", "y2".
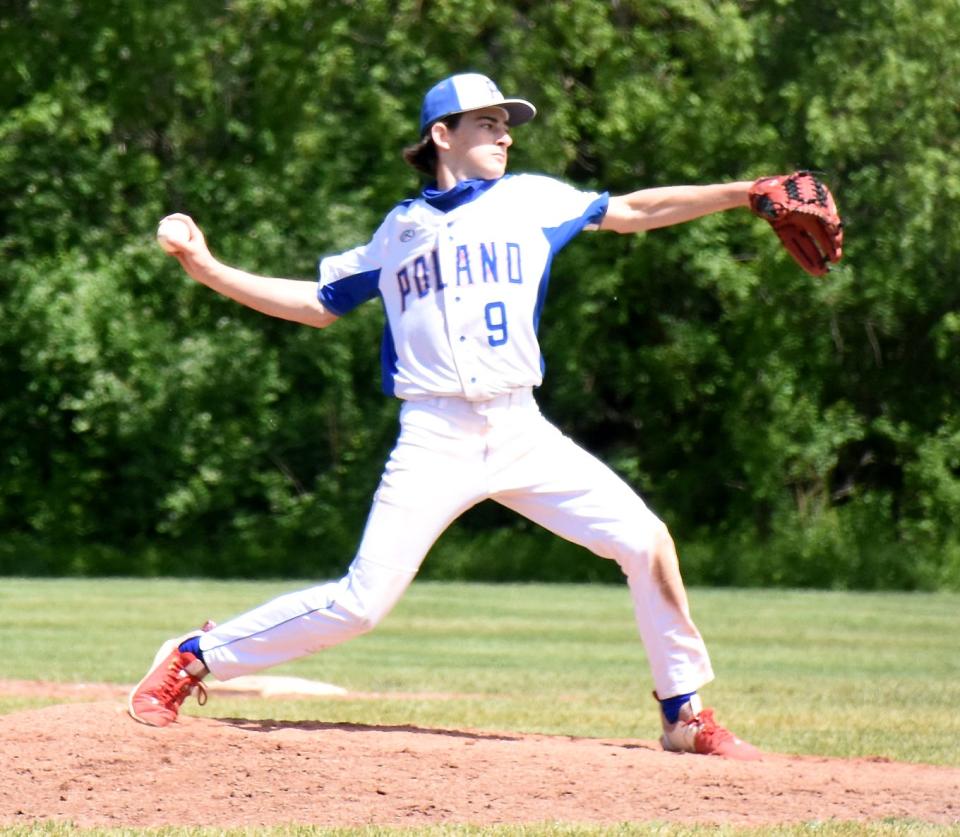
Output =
[
  {"x1": 2, "y1": 579, "x2": 960, "y2": 837},
  {"x1": 2, "y1": 578, "x2": 959, "y2": 768}
]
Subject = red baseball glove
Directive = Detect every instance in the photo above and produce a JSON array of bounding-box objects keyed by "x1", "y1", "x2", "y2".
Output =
[{"x1": 749, "y1": 170, "x2": 843, "y2": 276}]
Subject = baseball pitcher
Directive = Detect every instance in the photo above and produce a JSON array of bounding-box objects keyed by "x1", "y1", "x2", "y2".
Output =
[{"x1": 129, "y1": 73, "x2": 842, "y2": 760}]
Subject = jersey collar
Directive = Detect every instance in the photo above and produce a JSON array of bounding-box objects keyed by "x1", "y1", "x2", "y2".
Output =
[{"x1": 421, "y1": 176, "x2": 503, "y2": 212}]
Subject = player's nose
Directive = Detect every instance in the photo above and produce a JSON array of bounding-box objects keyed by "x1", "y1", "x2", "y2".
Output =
[{"x1": 497, "y1": 131, "x2": 513, "y2": 148}]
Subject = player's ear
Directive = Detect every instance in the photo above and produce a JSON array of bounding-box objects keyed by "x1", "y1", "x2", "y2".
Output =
[{"x1": 430, "y1": 120, "x2": 453, "y2": 151}]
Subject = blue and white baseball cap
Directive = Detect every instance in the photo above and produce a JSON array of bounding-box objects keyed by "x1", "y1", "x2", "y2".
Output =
[{"x1": 419, "y1": 73, "x2": 537, "y2": 136}]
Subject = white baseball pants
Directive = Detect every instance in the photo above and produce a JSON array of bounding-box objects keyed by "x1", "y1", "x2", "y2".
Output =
[{"x1": 199, "y1": 389, "x2": 714, "y2": 699}]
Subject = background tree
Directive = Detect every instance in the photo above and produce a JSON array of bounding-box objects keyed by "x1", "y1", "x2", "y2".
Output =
[{"x1": 2, "y1": 0, "x2": 958, "y2": 588}]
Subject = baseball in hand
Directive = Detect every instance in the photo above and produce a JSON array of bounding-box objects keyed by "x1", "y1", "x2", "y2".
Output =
[{"x1": 156, "y1": 218, "x2": 192, "y2": 253}]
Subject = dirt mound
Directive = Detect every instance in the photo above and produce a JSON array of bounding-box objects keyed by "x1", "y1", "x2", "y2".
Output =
[{"x1": 2, "y1": 697, "x2": 958, "y2": 828}]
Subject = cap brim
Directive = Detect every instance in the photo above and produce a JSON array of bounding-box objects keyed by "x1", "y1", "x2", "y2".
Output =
[
  {"x1": 423, "y1": 98, "x2": 537, "y2": 136},
  {"x1": 500, "y1": 99, "x2": 537, "y2": 127}
]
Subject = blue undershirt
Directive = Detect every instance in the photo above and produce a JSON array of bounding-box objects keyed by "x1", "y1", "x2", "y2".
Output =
[{"x1": 421, "y1": 176, "x2": 501, "y2": 212}]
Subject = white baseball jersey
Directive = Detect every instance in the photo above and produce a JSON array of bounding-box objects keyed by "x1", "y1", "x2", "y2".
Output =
[
  {"x1": 196, "y1": 172, "x2": 717, "y2": 705},
  {"x1": 317, "y1": 174, "x2": 609, "y2": 401}
]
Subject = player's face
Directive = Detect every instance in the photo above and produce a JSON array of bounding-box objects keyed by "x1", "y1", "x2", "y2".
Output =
[{"x1": 444, "y1": 107, "x2": 513, "y2": 181}]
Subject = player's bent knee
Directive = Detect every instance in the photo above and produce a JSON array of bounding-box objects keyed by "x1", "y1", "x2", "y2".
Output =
[
  {"x1": 597, "y1": 514, "x2": 673, "y2": 572},
  {"x1": 331, "y1": 557, "x2": 416, "y2": 639},
  {"x1": 610, "y1": 517, "x2": 676, "y2": 575},
  {"x1": 652, "y1": 520, "x2": 678, "y2": 560},
  {"x1": 346, "y1": 608, "x2": 381, "y2": 635},
  {"x1": 329, "y1": 591, "x2": 393, "y2": 638}
]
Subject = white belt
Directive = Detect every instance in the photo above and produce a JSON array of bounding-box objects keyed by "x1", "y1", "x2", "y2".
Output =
[{"x1": 406, "y1": 387, "x2": 535, "y2": 415}]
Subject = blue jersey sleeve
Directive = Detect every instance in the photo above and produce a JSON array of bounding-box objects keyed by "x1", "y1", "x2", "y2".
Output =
[{"x1": 317, "y1": 241, "x2": 383, "y2": 316}]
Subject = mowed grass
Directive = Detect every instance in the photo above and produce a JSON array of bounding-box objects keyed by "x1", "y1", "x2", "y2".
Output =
[{"x1": 1, "y1": 578, "x2": 959, "y2": 769}]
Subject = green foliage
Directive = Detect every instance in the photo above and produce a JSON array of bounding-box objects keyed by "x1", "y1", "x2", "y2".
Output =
[{"x1": 2, "y1": 1, "x2": 960, "y2": 587}]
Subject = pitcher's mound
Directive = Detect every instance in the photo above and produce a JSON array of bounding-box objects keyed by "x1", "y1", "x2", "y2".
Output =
[{"x1": 2, "y1": 699, "x2": 959, "y2": 828}]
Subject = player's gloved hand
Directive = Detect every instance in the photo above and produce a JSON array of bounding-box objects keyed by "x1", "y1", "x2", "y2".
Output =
[{"x1": 748, "y1": 170, "x2": 843, "y2": 276}]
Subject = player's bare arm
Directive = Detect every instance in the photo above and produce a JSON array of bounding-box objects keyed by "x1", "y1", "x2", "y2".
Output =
[
  {"x1": 599, "y1": 181, "x2": 753, "y2": 234},
  {"x1": 157, "y1": 213, "x2": 338, "y2": 329}
]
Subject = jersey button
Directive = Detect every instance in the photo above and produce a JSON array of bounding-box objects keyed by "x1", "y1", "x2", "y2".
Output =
[{"x1": 459, "y1": 336, "x2": 466, "y2": 342}]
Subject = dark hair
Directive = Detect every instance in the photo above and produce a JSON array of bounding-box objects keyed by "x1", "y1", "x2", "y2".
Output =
[{"x1": 402, "y1": 113, "x2": 464, "y2": 177}]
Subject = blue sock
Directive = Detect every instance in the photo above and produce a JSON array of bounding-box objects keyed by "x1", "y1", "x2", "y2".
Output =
[
  {"x1": 178, "y1": 635, "x2": 205, "y2": 664},
  {"x1": 660, "y1": 691, "x2": 696, "y2": 724}
]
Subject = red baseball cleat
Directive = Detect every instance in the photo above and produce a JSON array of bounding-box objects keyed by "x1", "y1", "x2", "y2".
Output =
[
  {"x1": 128, "y1": 633, "x2": 209, "y2": 727},
  {"x1": 659, "y1": 694, "x2": 762, "y2": 761}
]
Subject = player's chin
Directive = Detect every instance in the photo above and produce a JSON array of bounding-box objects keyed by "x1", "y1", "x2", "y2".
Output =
[{"x1": 485, "y1": 157, "x2": 508, "y2": 179}]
